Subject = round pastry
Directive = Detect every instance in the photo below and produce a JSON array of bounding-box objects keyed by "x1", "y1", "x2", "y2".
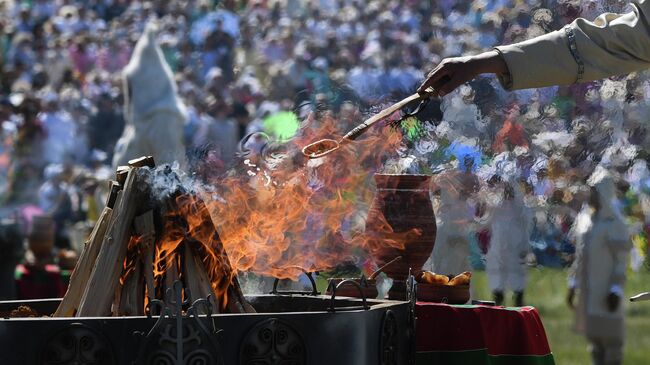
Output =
[
  {"x1": 448, "y1": 271, "x2": 472, "y2": 286},
  {"x1": 419, "y1": 271, "x2": 450, "y2": 285}
]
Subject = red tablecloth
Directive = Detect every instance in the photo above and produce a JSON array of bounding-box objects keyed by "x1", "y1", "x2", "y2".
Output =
[{"x1": 416, "y1": 303, "x2": 555, "y2": 365}]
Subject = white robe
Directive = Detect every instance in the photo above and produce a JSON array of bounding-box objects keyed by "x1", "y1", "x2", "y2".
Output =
[
  {"x1": 569, "y1": 172, "x2": 631, "y2": 339},
  {"x1": 112, "y1": 22, "x2": 187, "y2": 169},
  {"x1": 429, "y1": 189, "x2": 472, "y2": 275},
  {"x1": 485, "y1": 187, "x2": 532, "y2": 292}
]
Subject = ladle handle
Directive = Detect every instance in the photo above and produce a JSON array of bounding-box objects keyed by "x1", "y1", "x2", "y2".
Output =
[
  {"x1": 341, "y1": 92, "x2": 432, "y2": 141},
  {"x1": 343, "y1": 121, "x2": 373, "y2": 141}
]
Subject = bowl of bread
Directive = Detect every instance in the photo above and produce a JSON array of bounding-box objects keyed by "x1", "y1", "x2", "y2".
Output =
[{"x1": 415, "y1": 271, "x2": 471, "y2": 304}]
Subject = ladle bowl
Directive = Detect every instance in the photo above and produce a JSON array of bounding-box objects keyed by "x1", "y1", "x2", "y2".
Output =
[
  {"x1": 301, "y1": 138, "x2": 341, "y2": 158},
  {"x1": 301, "y1": 91, "x2": 434, "y2": 159}
]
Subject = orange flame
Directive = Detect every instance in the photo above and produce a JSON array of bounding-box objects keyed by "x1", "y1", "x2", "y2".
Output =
[
  {"x1": 153, "y1": 194, "x2": 237, "y2": 310},
  {"x1": 206, "y1": 111, "x2": 416, "y2": 279}
]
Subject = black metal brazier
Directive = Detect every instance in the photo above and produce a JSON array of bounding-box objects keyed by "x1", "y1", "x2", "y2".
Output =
[{"x1": 0, "y1": 282, "x2": 413, "y2": 365}]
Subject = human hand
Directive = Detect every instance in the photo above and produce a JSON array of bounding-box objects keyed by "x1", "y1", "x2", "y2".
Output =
[
  {"x1": 418, "y1": 50, "x2": 509, "y2": 97},
  {"x1": 607, "y1": 292, "x2": 621, "y2": 312},
  {"x1": 567, "y1": 288, "x2": 575, "y2": 309}
]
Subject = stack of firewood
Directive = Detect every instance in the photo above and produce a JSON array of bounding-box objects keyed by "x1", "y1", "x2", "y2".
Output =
[{"x1": 54, "y1": 156, "x2": 254, "y2": 317}]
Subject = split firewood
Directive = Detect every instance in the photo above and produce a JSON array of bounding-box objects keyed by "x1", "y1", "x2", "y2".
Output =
[
  {"x1": 183, "y1": 242, "x2": 219, "y2": 314},
  {"x1": 163, "y1": 253, "x2": 180, "y2": 312},
  {"x1": 106, "y1": 181, "x2": 122, "y2": 209},
  {"x1": 134, "y1": 211, "x2": 156, "y2": 302},
  {"x1": 54, "y1": 205, "x2": 115, "y2": 317},
  {"x1": 227, "y1": 276, "x2": 256, "y2": 313},
  {"x1": 111, "y1": 274, "x2": 122, "y2": 316},
  {"x1": 77, "y1": 167, "x2": 142, "y2": 316},
  {"x1": 128, "y1": 156, "x2": 155, "y2": 168},
  {"x1": 116, "y1": 166, "x2": 130, "y2": 186},
  {"x1": 117, "y1": 260, "x2": 145, "y2": 316},
  {"x1": 64, "y1": 162, "x2": 256, "y2": 317},
  {"x1": 190, "y1": 197, "x2": 255, "y2": 313}
]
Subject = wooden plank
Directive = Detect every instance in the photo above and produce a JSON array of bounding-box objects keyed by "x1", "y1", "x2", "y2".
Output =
[
  {"x1": 191, "y1": 197, "x2": 255, "y2": 313},
  {"x1": 183, "y1": 242, "x2": 219, "y2": 314},
  {"x1": 163, "y1": 253, "x2": 180, "y2": 313},
  {"x1": 227, "y1": 276, "x2": 256, "y2": 313},
  {"x1": 77, "y1": 167, "x2": 142, "y2": 316},
  {"x1": 134, "y1": 211, "x2": 156, "y2": 303},
  {"x1": 116, "y1": 166, "x2": 130, "y2": 186},
  {"x1": 54, "y1": 206, "x2": 114, "y2": 317},
  {"x1": 117, "y1": 260, "x2": 144, "y2": 316},
  {"x1": 128, "y1": 156, "x2": 155, "y2": 168},
  {"x1": 106, "y1": 181, "x2": 122, "y2": 209}
]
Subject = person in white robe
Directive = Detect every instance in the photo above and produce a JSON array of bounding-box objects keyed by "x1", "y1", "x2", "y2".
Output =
[
  {"x1": 567, "y1": 167, "x2": 631, "y2": 365},
  {"x1": 429, "y1": 183, "x2": 471, "y2": 276},
  {"x1": 112, "y1": 22, "x2": 187, "y2": 169},
  {"x1": 485, "y1": 180, "x2": 532, "y2": 306}
]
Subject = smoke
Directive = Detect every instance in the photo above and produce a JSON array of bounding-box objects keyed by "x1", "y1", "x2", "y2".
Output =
[{"x1": 176, "y1": 0, "x2": 650, "y2": 281}]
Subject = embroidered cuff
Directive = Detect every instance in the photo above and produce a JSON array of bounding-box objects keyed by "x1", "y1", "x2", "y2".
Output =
[
  {"x1": 564, "y1": 26, "x2": 585, "y2": 84},
  {"x1": 492, "y1": 48, "x2": 513, "y2": 90}
]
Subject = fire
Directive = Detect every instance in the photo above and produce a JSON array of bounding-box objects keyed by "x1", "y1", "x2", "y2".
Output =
[
  {"x1": 153, "y1": 194, "x2": 237, "y2": 310},
  {"x1": 206, "y1": 111, "x2": 417, "y2": 280}
]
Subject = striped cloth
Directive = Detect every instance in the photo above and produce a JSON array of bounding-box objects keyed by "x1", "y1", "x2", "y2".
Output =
[{"x1": 416, "y1": 303, "x2": 555, "y2": 365}]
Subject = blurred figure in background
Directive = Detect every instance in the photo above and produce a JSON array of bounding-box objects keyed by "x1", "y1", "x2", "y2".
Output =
[
  {"x1": 38, "y1": 164, "x2": 73, "y2": 249},
  {"x1": 567, "y1": 168, "x2": 631, "y2": 365},
  {"x1": 0, "y1": 216, "x2": 22, "y2": 300},
  {"x1": 485, "y1": 181, "x2": 532, "y2": 307},
  {"x1": 15, "y1": 215, "x2": 66, "y2": 300},
  {"x1": 5, "y1": 95, "x2": 45, "y2": 204},
  {"x1": 87, "y1": 92, "x2": 124, "y2": 162},
  {"x1": 112, "y1": 22, "x2": 187, "y2": 169},
  {"x1": 428, "y1": 171, "x2": 473, "y2": 277}
]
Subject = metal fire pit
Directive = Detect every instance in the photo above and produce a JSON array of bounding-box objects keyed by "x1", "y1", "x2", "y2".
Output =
[{"x1": 0, "y1": 279, "x2": 415, "y2": 365}]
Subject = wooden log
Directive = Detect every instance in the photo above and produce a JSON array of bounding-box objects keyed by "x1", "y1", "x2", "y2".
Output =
[
  {"x1": 117, "y1": 260, "x2": 144, "y2": 316},
  {"x1": 227, "y1": 276, "x2": 256, "y2": 313},
  {"x1": 134, "y1": 211, "x2": 156, "y2": 302},
  {"x1": 190, "y1": 197, "x2": 255, "y2": 313},
  {"x1": 116, "y1": 166, "x2": 130, "y2": 186},
  {"x1": 183, "y1": 242, "x2": 219, "y2": 314},
  {"x1": 54, "y1": 206, "x2": 115, "y2": 317},
  {"x1": 110, "y1": 274, "x2": 122, "y2": 316},
  {"x1": 106, "y1": 181, "x2": 122, "y2": 209},
  {"x1": 77, "y1": 167, "x2": 142, "y2": 316},
  {"x1": 163, "y1": 253, "x2": 180, "y2": 313},
  {"x1": 128, "y1": 156, "x2": 155, "y2": 168}
]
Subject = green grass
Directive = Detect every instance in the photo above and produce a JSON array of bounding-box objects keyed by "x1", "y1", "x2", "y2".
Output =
[{"x1": 471, "y1": 268, "x2": 650, "y2": 365}]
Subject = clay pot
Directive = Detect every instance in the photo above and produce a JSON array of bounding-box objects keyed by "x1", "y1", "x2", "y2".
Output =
[{"x1": 365, "y1": 174, "x2": 436, "y2": 282}]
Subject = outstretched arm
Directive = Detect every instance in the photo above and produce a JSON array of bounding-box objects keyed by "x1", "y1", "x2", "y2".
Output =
[{"x1": 420, "y1": 0, "x2": 650, "y2": 94}]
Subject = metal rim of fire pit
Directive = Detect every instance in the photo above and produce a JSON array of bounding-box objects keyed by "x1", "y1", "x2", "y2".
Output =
[{"x1": 270, "y1": 272, "x2": 320, "y2": 296}]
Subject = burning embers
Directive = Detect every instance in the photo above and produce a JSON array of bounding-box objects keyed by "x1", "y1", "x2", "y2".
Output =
[{"x1": 54, "y1": 156, "x2": 253, "y2": 317}]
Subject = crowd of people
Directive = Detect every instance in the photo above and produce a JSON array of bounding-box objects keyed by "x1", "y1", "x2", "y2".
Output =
[{"x1": 0, "y1": 0, "x2": 645, "y2": 317}]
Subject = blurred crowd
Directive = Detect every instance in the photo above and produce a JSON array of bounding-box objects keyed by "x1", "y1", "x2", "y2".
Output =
[{"x1": 0, "y1": 0, "x2": 647, "y2": 301}]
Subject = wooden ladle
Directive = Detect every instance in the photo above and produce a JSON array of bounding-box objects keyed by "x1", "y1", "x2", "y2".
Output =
[{"x1": 302, "y1": 91, "x2": 434, "y2": 159}]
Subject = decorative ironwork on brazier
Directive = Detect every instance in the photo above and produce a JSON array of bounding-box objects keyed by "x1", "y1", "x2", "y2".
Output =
[
  {"x1": 239, "y1": 318, "x2": 306, "y2": 365},
  {"x1": 133, "y1": 280, "x2": 225, "y2": 365},
  {"x1": 41, "y1": 322, "x2": 115, "y2": 365}
]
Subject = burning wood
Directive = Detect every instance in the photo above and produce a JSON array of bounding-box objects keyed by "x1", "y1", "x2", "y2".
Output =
[{"x1": 55, "y1": 157, "x2": 254, "y2": 317}]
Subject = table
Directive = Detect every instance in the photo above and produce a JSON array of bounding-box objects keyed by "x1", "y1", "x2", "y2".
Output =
[{"x1": 416, "y1": 303, "x2": 555, "y2": 365}]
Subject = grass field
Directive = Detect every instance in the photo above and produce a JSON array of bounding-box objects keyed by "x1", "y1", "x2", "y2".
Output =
[{"x1": 470, "y1": 268, "x2": 650, "y2": 365}]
